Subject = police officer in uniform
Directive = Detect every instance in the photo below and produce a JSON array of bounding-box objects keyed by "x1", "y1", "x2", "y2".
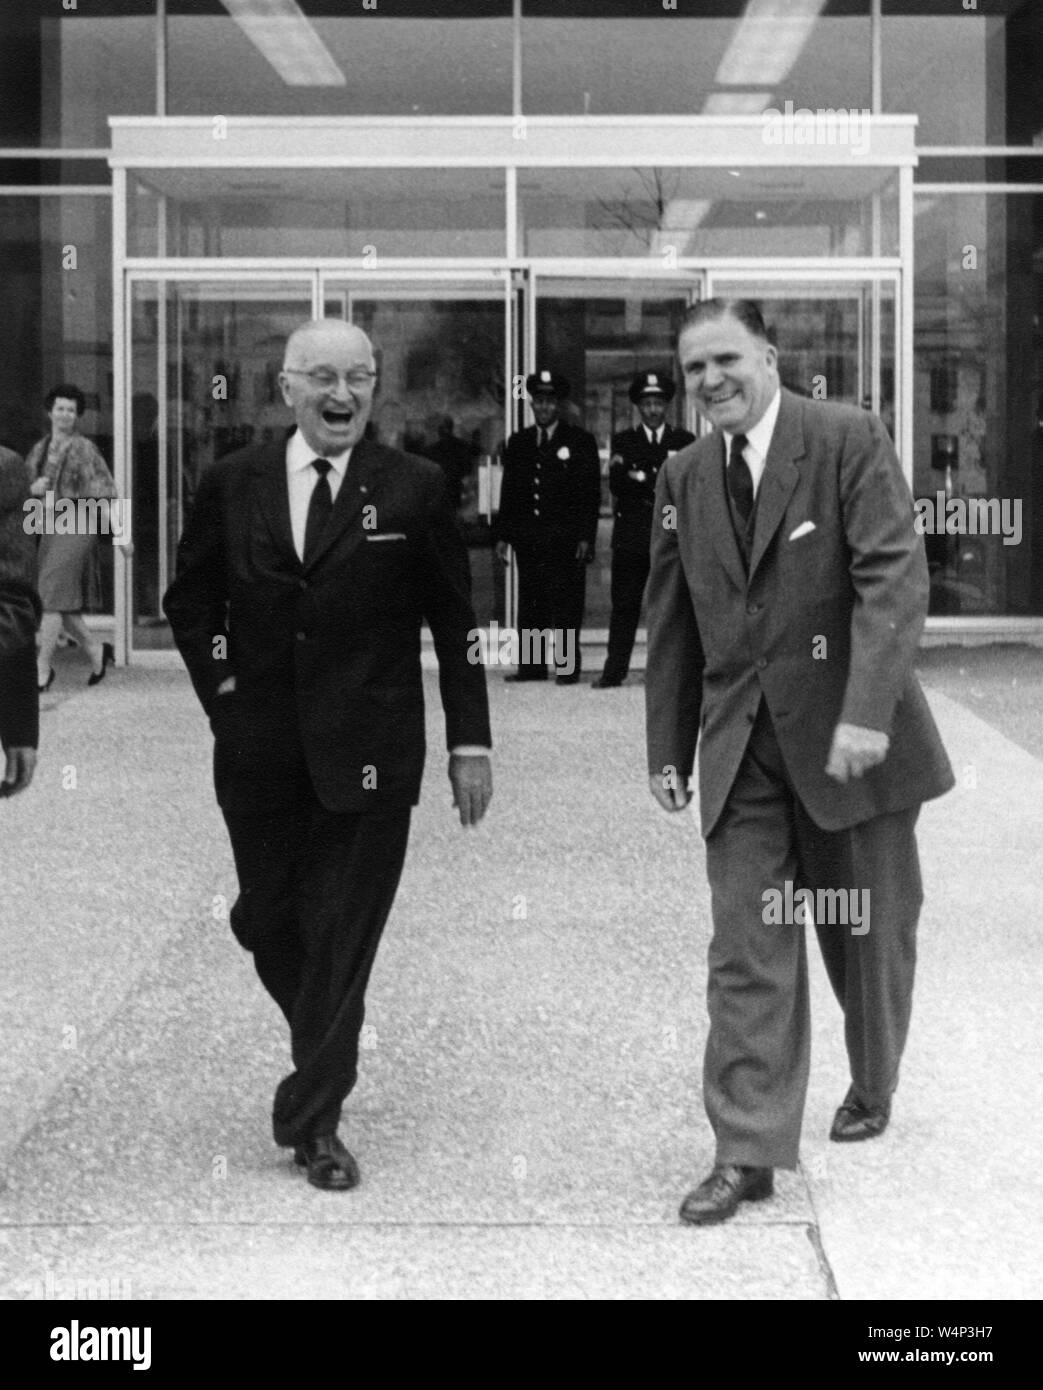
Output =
[
  {"x1": 494, "y1": 369, "x2": 601, "y2": 683},
  {"x1": 593, "y1": 370, "x2": 694, "y2": 688}
]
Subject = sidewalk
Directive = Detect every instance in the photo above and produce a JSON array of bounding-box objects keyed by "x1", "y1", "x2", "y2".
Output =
[{"x1": 0, "y1": 656, "x2": 1039, "y2": 1300}]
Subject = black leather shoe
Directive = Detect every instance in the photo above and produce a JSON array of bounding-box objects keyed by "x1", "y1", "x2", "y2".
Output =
[
  {"x1": 555, "y1": 673, "x2": 580, "y2": 685},
  {"x1": 38, "y1": 668, "x2": 55, "y2": 693},
  {"x1": 293, "y1": 1134, "x2": 360, "y2": 1191},
  {"x1": 504, "y1": 672, "x2": 547, "y2": 683},
  {"x1": 679, "y1": 1164, "x2": 774, "y2": 1225},
  {"x1": 830, "y1": 1085, "x2": 891, "y2": 1142},
  {"x1": 87, "y1": 642, "x2": 115, "y2": 687},
  {"x1": 591, "y1": 676, "x2": 623, "y2": 689}
]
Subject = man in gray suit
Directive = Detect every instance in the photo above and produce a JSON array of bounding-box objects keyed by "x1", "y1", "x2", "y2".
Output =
[{"x1": 645, "y1": 300, "x2": 953, "y2": 1225}]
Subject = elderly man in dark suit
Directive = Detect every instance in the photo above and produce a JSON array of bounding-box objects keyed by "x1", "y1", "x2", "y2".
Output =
[
  {"x1": 0, "y1": 445, "x2": 39, "y2": 796},
  {"x1": 594, "y1": 370, "x2": 694, "y2": 689},
  {"x1": 494, "y1": 369, "x2": 601, "y2": 684},
  {"x1": 164, "y1": 319, "x2": 492, "y2": 1191},
  {"x1": 645, "y1": 299, "x2": 953, "y2": 1225}
]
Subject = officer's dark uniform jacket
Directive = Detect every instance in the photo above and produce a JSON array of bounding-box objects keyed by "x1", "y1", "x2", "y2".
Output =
[{"x1": 608, "y1": 424, "x2": 695, "y2": 553}]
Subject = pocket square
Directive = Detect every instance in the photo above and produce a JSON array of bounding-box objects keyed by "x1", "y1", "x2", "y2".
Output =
[
  {"x1": 788, "y1": 521, "x2": 817, "y2": 541},
  {"x1": 366, "y1": 532, "x2": 407, "y2": 542}
]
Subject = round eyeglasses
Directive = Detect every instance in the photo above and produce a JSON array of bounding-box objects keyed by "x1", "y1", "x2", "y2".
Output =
[{"x1": 283, "y1": 368, "x2": 377, "y2": 391}]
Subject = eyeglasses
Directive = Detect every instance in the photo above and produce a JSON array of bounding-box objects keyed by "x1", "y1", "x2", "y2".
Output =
[{"x1": 283, "y1": 367, "x2": 377, "y2": 391}]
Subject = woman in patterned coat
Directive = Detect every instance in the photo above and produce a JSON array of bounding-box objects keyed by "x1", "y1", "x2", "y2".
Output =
[{"x1": 25, "y1": 384, "x2": 125, "y2": 690}]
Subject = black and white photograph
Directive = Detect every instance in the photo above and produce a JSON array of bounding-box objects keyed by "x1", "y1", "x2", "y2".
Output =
[{"x1": 0, "y1": 0, "x2": 1040, "y2": 1339}]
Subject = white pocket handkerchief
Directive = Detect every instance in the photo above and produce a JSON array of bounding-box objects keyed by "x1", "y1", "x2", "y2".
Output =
[
  {"x1": 366, "y1": 532, "x2": 407, "y2": 542},
  {"x1": 788, "y1": 521, "x2": 817, "y2": 542}
]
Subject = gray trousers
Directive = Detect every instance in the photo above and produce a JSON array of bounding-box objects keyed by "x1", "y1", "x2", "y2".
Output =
[{"x1": 703, "y1": 702, "x2": 923, "y2": 1170}]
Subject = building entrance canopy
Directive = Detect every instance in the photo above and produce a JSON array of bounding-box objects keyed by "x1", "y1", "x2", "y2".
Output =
[{"x1": 108, "y1": 114, "x2": 916, "y2": 659}]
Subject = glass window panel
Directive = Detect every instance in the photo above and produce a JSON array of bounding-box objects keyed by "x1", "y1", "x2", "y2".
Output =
[
  {"x1": 322, "y1": 280, "x2": 509, "y2": 627},
  {"x1": 519, "y1": 166, "x2": 898, "y2": 259},
  {"x1": 521, "y1": 3, "x2": 870, "y2": 117},
  {"x1": 883, "y1": 3, "x2": 1043, "y2": 147},
  {"x1": 0, "y1": 14, "x2": 156, "y2": 148},
  {"x1": 534, "y1": 279, "x2": 696, "y2": 631},
  {"x1": 914, "y1": 191, "x2": 1043, "y2": 617},
  {"x1": 129, "y1": 168, "x2": 506, "y2": 259},
  {"x1": 709, "y1": 278, "x2": 896, "y2": 429},
  {"x1": 129, "y1": 279, "x2": 314, "y2": 645},
  {"x1": 168, "y1": 10, "x2": 512, "y2": 117}
]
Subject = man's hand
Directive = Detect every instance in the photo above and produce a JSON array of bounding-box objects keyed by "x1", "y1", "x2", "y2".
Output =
[
  {"x1": 495, "y1": 540, "x2": 509, "y2": 563},
  {"x1": 1, "y1": 747, "x2": 37, "y2": 796},
  {"x1": 648, "y1": 772, "x2": 692, "y2": 813},
  {"x1": 449, "y1": 753, "x2": 492, "y2": 827},
  {"x1": 29, "y1": 477, "x2": 48, "y2": 498},
  {"x1": 826, "y1": 723, "x2": 890, "y2": 783},
  {"x1": 575, "y1": 540, "x2": 592, "y2": 563}
]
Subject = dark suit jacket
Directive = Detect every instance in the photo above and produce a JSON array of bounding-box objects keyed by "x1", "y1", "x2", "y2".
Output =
[
  {"x1": 494, "y1": 421, "x2": 601, "y2": 552},
  {"x1": 645, "y1": 389, "x2": 954, "y2": 836},
  {"x1": 164, "y1": 434, "x2": 491, "y2": 813},
  {"x1": 0, "y1": 446, "x2": 40, "y2": 752},
  {"x1": 609, "y1": 425, "x2": 695, "y2": 554}
]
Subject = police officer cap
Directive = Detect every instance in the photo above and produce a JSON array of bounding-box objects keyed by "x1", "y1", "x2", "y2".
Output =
[
  {"x1": 629, "y1": 370, "x2": 676, "y2": 404},
  {"x1": 526, "y1": 368, "x2": 570, "y2": 399}
]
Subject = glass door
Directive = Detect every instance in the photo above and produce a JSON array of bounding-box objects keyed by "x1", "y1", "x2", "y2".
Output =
[
  {"x1": 706, "y1": 275, "x2": 900, "y2": 448},
  {"x1": 529, "y1": 276, "x2": 701, "y2": 631},
  {"x1": 127, "y1": 276, "x2": 315, "y2": 652},
  {"x1": 320, "y1": 274, "x2": 514, "y2": 629}
]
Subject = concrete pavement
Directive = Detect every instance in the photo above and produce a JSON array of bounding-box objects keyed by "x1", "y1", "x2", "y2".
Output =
[{"x1": 0, "y1": 651, "x2": 1039, "y2": 1300}]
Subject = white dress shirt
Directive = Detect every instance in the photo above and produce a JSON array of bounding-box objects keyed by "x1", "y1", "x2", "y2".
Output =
[
  {"x1": 286, "y1": 428, "x2": 351, "y2": 562},
  {"x1": 645, "y1": 425, "x2": 664, "y2": 447},
  {"x1": 722, "y1": 387, "x2": 782, "y2": 500}
]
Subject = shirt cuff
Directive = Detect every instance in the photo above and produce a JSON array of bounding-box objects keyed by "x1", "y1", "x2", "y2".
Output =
[{"x1": 450, "y1": 745, "x2": 491, "y2": 757}]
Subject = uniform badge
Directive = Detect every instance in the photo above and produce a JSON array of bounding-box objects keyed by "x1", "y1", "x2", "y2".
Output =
[{"x1": 557, "y1": 446, "x2": 570, "y2": 460}]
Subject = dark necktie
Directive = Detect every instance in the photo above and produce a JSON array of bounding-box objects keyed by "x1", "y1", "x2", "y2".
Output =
[
  {"x1": 538, "y1": 428, "x2": 551, "y2": 453},
  {"x1": 303, "y1": 457, "x2": 333, "y2": 565},
  {"x1": 727, "y1": 433, "x2": 753, "y2": 526}
]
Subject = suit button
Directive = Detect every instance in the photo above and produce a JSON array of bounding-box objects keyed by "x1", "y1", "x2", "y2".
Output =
[
  {"x1": 296, "y1": 631, "x2": 307, "y2": 642},
  {"x1": 746, "y1": 603, "x2": 760, "y2": 615},
  {"x1": 756, "y1": 656, "x2": 768, "y2": 669},
  {"x1": 298, "y1": 579, "x2": 308, "y2": 590}
]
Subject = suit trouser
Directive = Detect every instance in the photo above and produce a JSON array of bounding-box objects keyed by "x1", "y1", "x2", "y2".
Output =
[
  {"x1": 213, "y1": 711, "x2": 411, "y2": 1147},
  {"x1": 703, "y1": 702, "x2": 922, "y2": 1170},
  {"x1": 602, "y1": 545, "x2": 649, "y2": 682},
  {"x1": 513, "y1": 538, "x2": 586, "y2": 678}
]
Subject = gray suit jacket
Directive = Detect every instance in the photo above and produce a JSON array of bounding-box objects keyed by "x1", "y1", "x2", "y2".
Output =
[{"x1": 645, "y1": 388, "x2": 954, "y2": 836}]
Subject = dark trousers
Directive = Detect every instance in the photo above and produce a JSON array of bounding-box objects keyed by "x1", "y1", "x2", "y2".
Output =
[
  {"x1": 213, "y1": 712, "x2": 411, "y2": 1147},
  {"x1": 703, "y1": 702, "x2": 922, "y2": 1170},
  {"x1": 513, "y1": 538, "x2": 586, "y2": 679},
  {"x1": 602, "y1": 546, "x2": 649, "y2": 682}
]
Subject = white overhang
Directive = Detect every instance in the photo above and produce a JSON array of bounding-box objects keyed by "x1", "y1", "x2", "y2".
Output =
[{"x1": 109, "y1": 114, "x2": 918, "y2": 171}]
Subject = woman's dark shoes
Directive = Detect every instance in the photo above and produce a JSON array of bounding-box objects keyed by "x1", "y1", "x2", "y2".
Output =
[
  {"x1": 829, "y1": 1085, "x2": 891, "y2": 1142},
  {"x1": 679, "y1": 1164, "x2": 774, "y2": 1225},
  {"x1": 293, "y1": 1134, "x2": 360, "y2": 1191},
  {"x1": 38, "y1": 668, "x2": 55, "y2": 693},
  {"x1": 87, "y1": 641, "x2": 115, "y2": 687}
]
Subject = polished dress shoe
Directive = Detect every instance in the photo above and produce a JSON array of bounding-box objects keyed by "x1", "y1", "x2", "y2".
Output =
[
  {"x1": 830, "y1": 1085, "x2": 891, "y2": 1142},
  {"x1": 591, "y1": 675, "x2": 623, "y2": 689},
  {"x1": 87, "y1": 641, "x2": 115, "y2": 687},
  {"x1": 293, "y1": 1134, "x2": 360, "y2": 1191},
  {"x1": 38, "y1": 668, "x2": 55, "y2": 693},
  {"x1": 555, "y1": 673, "x2": 580, "y2": 685},
  {"x1": 679, "y1": 1164, "x2": 774, "y2": 1226},
  {"x1": 504, "y1": 672, "x2": 547, "y2": 683}
]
